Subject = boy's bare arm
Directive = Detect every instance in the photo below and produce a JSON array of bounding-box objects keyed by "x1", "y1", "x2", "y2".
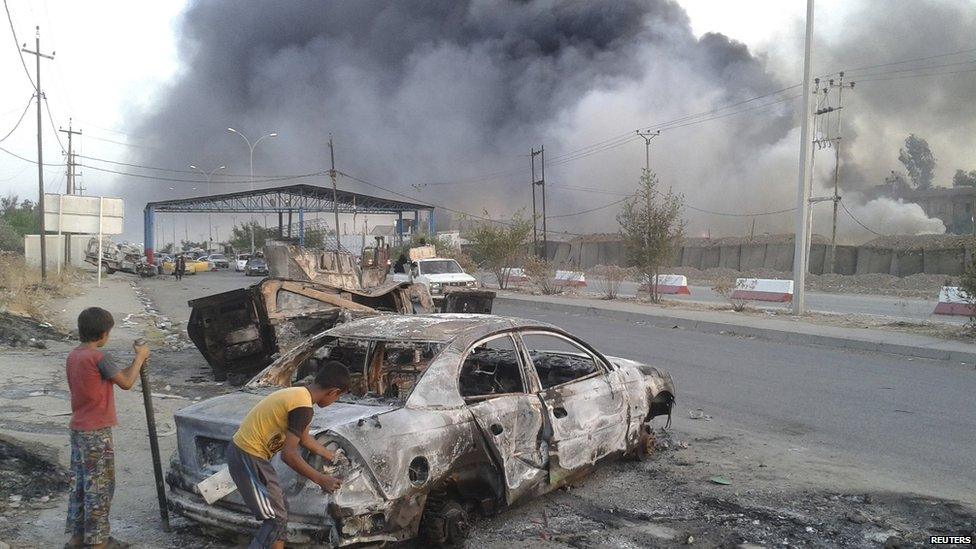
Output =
[
  {"x1": 110, "y1": 342, "x2": 150, "y2": 390},
  {"x1": 281, "y1": 432, "x2": 341, "y2": 492},
  {"x1": 299, "y1": 430, "x2": 335, "y2": 462}
]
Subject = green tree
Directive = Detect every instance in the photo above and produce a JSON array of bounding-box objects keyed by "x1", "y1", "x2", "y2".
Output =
[
  {"x1": 465, "y1": 213, "x2": 532, "y2": 290},
  {"x1": 898, "y1": 134, "x2": 936, "y2": 189},
  {"x1": 0, "y1": 194, "x2": 40, "y2": 237},
  {"x1": 952, "y1": 169, "x2": 976, "y2": 188},
  {"x1": 617, "y1": 170, "x2": 685, "y2": 303},
  {"x1": 228, "y1": 221, "x2": 271, "y2": 251}
]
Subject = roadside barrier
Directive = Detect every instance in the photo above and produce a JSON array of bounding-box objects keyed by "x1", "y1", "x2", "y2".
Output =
[
  {"x1": 730, "y1": 278, "x2": 793, "y2": 302},
  {"x1": 554, "y1": 270, "x2": 587, "y2": 288},
  {"x1": 640, "y1": 274, "x2": 691, "y2": 295},
  {"x1": 501, "y1": 268, "x2": 529, "y2": 285},
  {"x1": 933, "y1": 286, "x2": 974, "y2": 316}
]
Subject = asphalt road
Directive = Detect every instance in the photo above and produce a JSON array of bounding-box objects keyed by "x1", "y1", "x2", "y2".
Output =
[
  {"x1": 569, "y1": 278, "x2": 963, "y2": 324},
  {"x1": 141, "y1": 270, "x2": 975, "y2": 503}
]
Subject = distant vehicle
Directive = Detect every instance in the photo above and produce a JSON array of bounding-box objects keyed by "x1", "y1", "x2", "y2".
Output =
[
  {"x1": 208, "y1": 253, "x2": 230, "y2": 269},
  {"x1": 244, "y1": 257, "x2": 268, "y2": 277},
  {"x1": 235, "y1": 253, "x2": 251, "y2": 272},
  {"x1": 392, "y1": 257, "x2": 478, "y2": 302}
]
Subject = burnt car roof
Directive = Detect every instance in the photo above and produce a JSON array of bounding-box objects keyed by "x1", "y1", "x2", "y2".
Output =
[{"x1": 323, "y1": 313, "x2": 557, "y2": 342}]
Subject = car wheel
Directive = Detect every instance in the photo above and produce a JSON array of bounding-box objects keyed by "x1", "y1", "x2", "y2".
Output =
[{"x1": 420, "y1": 496, "x2": 470, "y2": 547}]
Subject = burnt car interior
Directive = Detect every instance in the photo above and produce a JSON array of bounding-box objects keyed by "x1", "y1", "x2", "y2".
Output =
[
  {"x1": 459, "y1": 335, "x2": 525, "y2": 399},
  {"x1": 521, "y1": 333, "x2": 601, "y2": 389},
  {"x1": 296, "y1": 337, "x2": 444, "y2": 401}
]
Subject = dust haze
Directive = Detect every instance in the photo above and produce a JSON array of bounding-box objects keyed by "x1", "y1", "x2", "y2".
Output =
[{"x1": 124, "y1": 0, "x2": 974, "y2": 242}]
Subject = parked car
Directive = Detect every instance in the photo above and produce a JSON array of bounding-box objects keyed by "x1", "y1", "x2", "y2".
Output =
[
  {"x1": 235, "y1": 253, "x2": 251, "y2": 272},
  {"x1": 244, "y1": 257, "x2": 269, "y2": 277},
  {"x1": 208, "y1": 253, "x2": 230, "y2": 269},
  {"x1": 392, "y1": 258, "x2": 478, "y2": 302},
  {"x1": 167, "y1": 314, "x2": 675, "y2": 546}
]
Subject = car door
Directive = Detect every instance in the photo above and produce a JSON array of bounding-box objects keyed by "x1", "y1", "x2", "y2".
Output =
[
  {"x1": 517, "y1": 330, "x2": 628, "y2": 484},
  {"x1": 461, "y1": 333, "x2": 549, "y2": 505}
]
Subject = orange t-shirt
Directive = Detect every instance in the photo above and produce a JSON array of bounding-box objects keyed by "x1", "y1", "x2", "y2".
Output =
[{"x1": 66, "y1": 347, "x2": 121, "y2": 431}]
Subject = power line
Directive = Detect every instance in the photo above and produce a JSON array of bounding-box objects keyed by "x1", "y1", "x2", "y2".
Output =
[
  {"x1": 42, "y1": 94, "x2": 66, "y2": 153},
  {"x1": 548, "y1": 195, "x2": 632, "y2": 219},
  {"x1": 855, "y1": 65, "x2": 976, "y2": 83},
  {"x1": 843, "y1": 45, "x2": 976, "y2": 74},
  {"x1": 840, "y1": 200, "x2": 884, "y2": 236},
  {"x1": 0, "y1": 96, "x2": 32, "y2": 143},
  {"x1": 3, "y1": 0, "x2": 34, "y2": 88},
  {"x1": 77, "y1": 162, "x2": 326, "y2": 185},
  {"x1": 849, "y1": 57, "x2": 976, "y2": 79}
]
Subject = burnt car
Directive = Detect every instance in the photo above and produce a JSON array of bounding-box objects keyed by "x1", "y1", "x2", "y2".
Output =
[
  {"x1": 167, "y1": 314, "x2": 675, "y2": 546},
  {"x1": 244, "y1": 257, "x2": 269, "y2": 276},
  {"x1": 186, "y1": 278, "x2": 435, "y2": 383}
]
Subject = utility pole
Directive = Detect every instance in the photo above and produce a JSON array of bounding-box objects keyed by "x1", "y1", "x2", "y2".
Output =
[
  {"x1": 791, "y1": 0, "x2": 816, "y2": 315},
  {"x1": 636, "y1": 129, "x2": 660, "y2": 173},
  {"x1": 329, "y1": 135, "x2": 340, "y2": 247},
  {"x1": 22, "y1": 27, "x2": 55, "y2": 280},
  {"x1": 825, "y1": 72, "x2": 854, "y2": 273},
  {"x1": 59, "y1": 119, "x2": 81, "y2": 194},
  {"x1": 530, "y1": 146, "x2": 546, "y2": 258}
]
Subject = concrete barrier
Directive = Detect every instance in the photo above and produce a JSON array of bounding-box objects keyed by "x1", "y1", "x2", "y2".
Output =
[
  {"x1": 500, "y1": 268, "x2": 529, "y2": 285},
  {"x1": 554, "y1": 270, "x2": 587, "y2": 288},
  {"x1": 933, "y1": 286, "x2": 974, "y2": 316},
  {"x1": 730, "y1": 278, "x2": 794, "y2": 302},
  {"x1": 640, "y1": 274, "x2": 691, "y2": 295}
]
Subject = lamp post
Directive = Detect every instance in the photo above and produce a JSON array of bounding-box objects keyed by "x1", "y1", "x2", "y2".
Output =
[
  {"x1": 190, "y1": 164, "x2": 225, "y2": 248},
  {"x1": 227, "y1": 128, "x2": 277, "y2": 253}
]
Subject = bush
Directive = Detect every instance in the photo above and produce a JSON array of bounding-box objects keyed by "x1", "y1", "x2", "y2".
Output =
[
  {"x1": 523, "y1": 256, "x2": 559, "y2": 295},
  {"x1": 712, "y1": 276, "x2": 746, "y2": 312},
  {"x1": 592, "y1": 265, "x2": 628, "y2": 300},
  {"x1": 0, "y1": 219, "x2": 23, "y2": 252}
]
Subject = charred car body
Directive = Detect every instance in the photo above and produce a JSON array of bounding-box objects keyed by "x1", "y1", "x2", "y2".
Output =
[
  {"x1": 187, "y1": 278, "x2": 495, "y2": 383},
  {"x1": 168, "y1": 314, "x2": 675, "y2": 546}
]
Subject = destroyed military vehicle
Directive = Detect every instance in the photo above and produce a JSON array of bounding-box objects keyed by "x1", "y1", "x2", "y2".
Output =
[
  {"x1": 187, "y1": 278, "x2": 496, "y2": 383},
  {"x1": 167, "y1": 314, "x2": 675, "y2": 546}
]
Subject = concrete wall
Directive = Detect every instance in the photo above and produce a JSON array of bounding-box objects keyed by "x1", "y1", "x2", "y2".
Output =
[
  {"x1": 552, "y1": 236, "x2": 969, "y2": 277},
  {"x1": 24, "y1": 234, "x2": 93, "y2": 270}
]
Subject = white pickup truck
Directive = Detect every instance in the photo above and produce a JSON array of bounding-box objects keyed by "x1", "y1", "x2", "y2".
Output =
[{"x1": 391, "y1": 257, "x2": 478, "y2": 299}]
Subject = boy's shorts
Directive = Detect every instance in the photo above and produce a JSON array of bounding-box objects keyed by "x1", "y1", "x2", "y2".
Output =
[{"x1": 65, "y1": 428, "x2": 115, "y2": 545}]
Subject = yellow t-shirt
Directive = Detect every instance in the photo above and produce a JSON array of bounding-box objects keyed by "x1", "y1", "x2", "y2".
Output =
[{"x1": 233, "y1": 387, "x2": 313, "y2": 460}]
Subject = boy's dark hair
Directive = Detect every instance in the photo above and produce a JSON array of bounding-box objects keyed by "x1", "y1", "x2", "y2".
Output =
[
  {"x1": 314, "y1": 361, "x2": 351, "y2": 391},
  {"x1": 78, "y1": 307, "x2": 115, "y2": 342}
]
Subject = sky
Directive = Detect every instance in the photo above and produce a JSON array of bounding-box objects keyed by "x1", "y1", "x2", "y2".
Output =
[{"x1": 0, "y1": 0, "x2": 972, "y2": 244}]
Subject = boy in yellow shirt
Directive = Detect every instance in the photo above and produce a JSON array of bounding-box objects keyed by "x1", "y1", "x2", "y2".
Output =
[{"x1": 227, "y1": 362, "x2": 349, "y2": 549}]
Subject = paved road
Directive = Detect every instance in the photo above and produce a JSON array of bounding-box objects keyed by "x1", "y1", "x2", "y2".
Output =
[
  {"x1": 492, "y1": 298, "x2": 975, "y2": 503},
  {"x1": 141, "y1": 271, "x2": 975, "y2": 502}
]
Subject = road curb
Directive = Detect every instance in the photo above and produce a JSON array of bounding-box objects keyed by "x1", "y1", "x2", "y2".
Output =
[{"x1": 494, "y1": 296, "x2": 976, "y2": 365}]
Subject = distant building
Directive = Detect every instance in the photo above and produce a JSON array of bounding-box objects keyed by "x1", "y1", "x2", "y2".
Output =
[{"x1": 871, "y1": 184, "x2": 975, "y2": 235}]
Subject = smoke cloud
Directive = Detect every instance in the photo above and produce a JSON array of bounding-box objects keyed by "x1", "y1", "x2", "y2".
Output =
[{"x1": 122, "y1": 0, "x2": 971, "y2": 242}]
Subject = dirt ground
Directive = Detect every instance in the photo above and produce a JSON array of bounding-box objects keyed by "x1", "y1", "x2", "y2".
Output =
[{"x1": 0, "y1": 275, "x2": 973, "y2": 548}]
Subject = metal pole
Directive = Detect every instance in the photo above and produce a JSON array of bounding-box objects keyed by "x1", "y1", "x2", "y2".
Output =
[
  {"x1": 828, "y1": 73, "x2": 847, "y2": 274},
  {"x1": 97, "y1": 198, "x2": 103, "y2": 287},
  {"x1": 792, "y1": 0, "x2": 816, "y2": 315},
  {"x1": 136, "y1": 348, "x2": 171, "y2": 532},
  {"x1": 329, "y1": 135, "x2": 340, "y2": 244},
  {"x1": 249, "y1": 145, "x2": 255, "y2": 254},
  {"x1": 540, "y1": 145, "x2": 547, "y2": 259},
  {"x1": 530, "y1": 148, "x2": 538, "y2": 257}
]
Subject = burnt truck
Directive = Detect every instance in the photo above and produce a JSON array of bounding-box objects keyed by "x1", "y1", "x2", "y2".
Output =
[
  {"x1": 84, "y1": 237, "x2": 157, "y2": 277},
  {"x1": 167, "y1": 314, "x2": 675, "y2": 546},
  {"x1": 187, "y1": 278, "x2": 495, "y2": 384}
]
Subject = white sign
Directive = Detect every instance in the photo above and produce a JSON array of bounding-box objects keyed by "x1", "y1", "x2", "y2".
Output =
[{"x1": 43, "y1": 194, "x2": 124, "y2": 235}]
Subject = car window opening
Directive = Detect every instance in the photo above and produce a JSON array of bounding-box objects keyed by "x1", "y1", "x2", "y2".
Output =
[
  {"x1": 459, "y1": 339, "x2": 525, "y2": 399},
  {"x1": 419, "y1": 260, "x2": 463, "y2": 275}
]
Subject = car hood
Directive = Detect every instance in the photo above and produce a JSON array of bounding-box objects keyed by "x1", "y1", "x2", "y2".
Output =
[{"x1": 423, "y1": 273, "x2": 476, "y2": 283}]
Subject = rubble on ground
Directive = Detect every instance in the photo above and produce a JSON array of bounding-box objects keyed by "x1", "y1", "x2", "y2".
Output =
[{"x1": 0, "y1": 312, "x2": 67, "y2": 349}]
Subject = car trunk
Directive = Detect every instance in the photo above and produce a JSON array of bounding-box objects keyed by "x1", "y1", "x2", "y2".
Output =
[{"x1": 169, "y1": 392, "x2": 397, "y2": 526}]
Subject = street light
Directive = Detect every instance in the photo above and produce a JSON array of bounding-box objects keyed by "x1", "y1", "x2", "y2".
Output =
[
  {"x1": 190, "y1": 164, "x2": 225, "y2": 247},
  {"x1": 228, "y1": 127, "x2": 278, "y2": 253}
]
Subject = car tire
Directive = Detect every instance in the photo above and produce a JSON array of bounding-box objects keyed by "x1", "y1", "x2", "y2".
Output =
[{"x1": 420, "y1": 496, "x2": 470, "y2": 547}]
